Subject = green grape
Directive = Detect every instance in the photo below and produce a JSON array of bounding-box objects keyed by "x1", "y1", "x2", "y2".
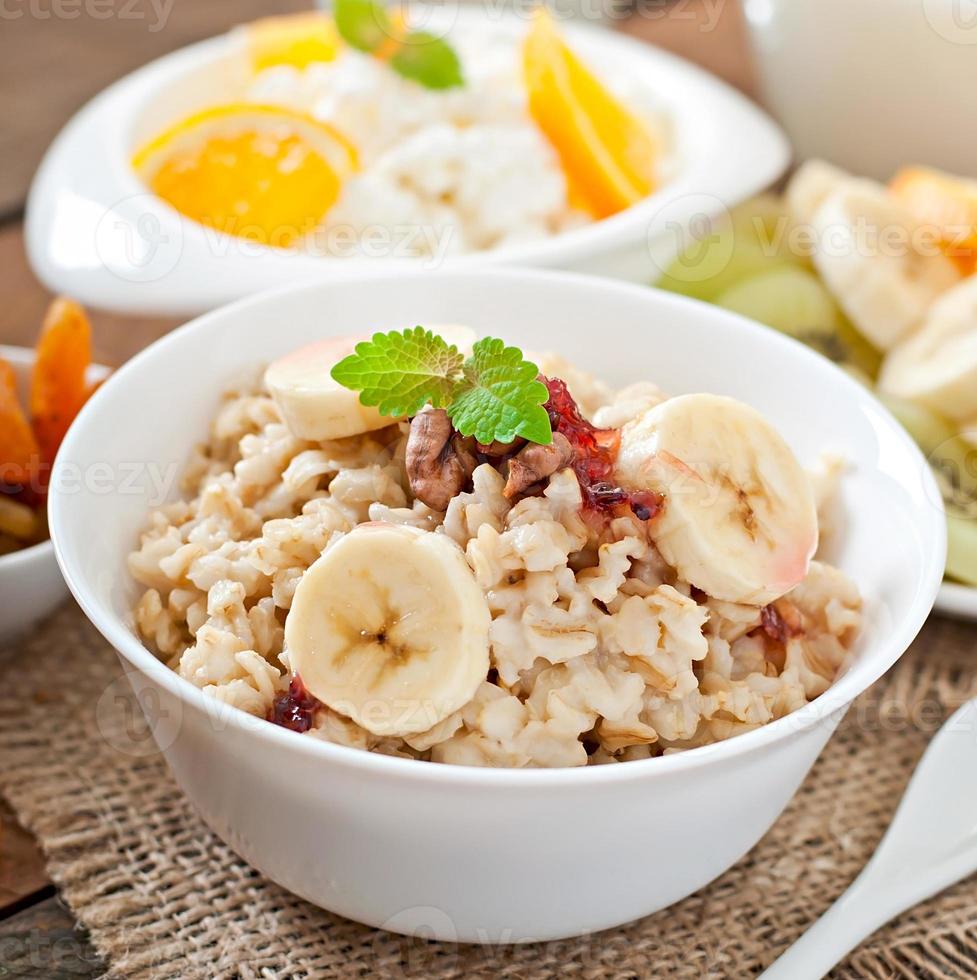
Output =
[
  {"x1": 730, "y1": 194, "x2": 809, "y2": 267},
  {"x1": 716, "y1": 265, "x2": 834, "y2": 335},
  {"x1": 656, "y1": 193, "x2": 821, "y2": 302},
  {"x1": 713, "y1": 266, "x2": 882, "y2": 377},
  {"x1": 656, "y1": 231, "x2": 776, "y2": 301},
  {"x1": 878, "y1": 392, "x2": 977, "y2": 509},
  {"x1": 946, "y1": 507, "x2": 977, "y2": 587},
  {"x1": 656, "y1": 194, "x2": 816, "y2": 301}
]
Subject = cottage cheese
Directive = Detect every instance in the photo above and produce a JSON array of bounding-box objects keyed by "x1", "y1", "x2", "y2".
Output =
[{"x1": 245, "y1": 27, "x2": 666, "y2": 259}]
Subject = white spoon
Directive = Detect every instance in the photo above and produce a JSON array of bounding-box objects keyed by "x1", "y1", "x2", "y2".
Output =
[{"x1": 761, "y1": 698, "x2": 977, "y2": 980}]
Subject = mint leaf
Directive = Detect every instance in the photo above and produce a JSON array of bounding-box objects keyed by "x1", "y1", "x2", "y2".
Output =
[
  {"x1": 334, "y1": 0, "x2": 393, "y2": 53},
  {"x1": 448, "y1": 339, "x2": 552, "y2": 445},
  {"x1": 331, "y1": 327, "x2": 465, "y2": 417},
  {"x1": 390, "y1": 31, "x2": 464, "y2": 89}
]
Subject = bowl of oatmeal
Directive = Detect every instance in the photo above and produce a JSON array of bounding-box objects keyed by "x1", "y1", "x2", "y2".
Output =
[
  {"x1": 26, "y1": 6, "x2": 788, "y2": 316},
  {"x1": 49, "y1": 269, "x2": 943, "y2": 941}
]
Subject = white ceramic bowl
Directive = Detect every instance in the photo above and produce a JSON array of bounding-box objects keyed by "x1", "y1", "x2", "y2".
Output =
[
  {"x1": 25, "y1": 7, "x2": 788, "y2": 317},
  {"x1": 0, "y1": 347, "x2": 107, "y2": 645},
  {"x1": 49, "y1": 270, "x2": 944, "y2": 942}
]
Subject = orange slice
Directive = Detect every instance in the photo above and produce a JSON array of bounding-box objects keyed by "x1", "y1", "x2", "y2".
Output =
[
  {"x1": 243, "y1": 11, "x2": 340, "y2": 71},
  {"x1": 132, "y1": 104, "x2": 358, "y2": 248},
  {"x1": 890, "y1": 166, "x2": 977, "y2": 274},
  {"x1": 523, "y1": 10, "x2": 657, "y2": 219}
]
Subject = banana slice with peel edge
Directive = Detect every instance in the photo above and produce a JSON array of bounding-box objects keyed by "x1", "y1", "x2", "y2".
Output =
[
  {"x1": 266, "y1": 324, "x2": 477, "y2": 441},
  {"x1": 614, "y1": 394, "x2": 819, "y2": 606},
  {"x1": 285, "y1": 523, "x2": 491, "y2": 737}
]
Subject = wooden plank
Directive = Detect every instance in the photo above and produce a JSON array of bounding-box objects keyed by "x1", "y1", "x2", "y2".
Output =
[
  {"x1": 0, "y1": 800, "x2": 51, "y2": 914},
  {"x1": 0, "y1": 0, "x2": 309, "y2": 215},
  {"x1": 0, "y1": 224, "x2": 181, "y2": 365},
  {"x1": 0, "y1": 895, "x2": 104, "y2": 978},
  {"x1": 621, "y1": 0, "x2": 758, "y2": 97}
]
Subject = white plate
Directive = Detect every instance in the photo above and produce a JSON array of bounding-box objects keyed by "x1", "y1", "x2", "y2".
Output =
[
  {"x1": 936, "y1": 581, "x2": 977, "y2": 621},
  {"x1": 25, "y1": 8, "x2": 788, "y2": 317}
]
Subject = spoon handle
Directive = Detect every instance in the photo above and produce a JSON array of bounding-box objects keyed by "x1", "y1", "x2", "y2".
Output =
[{"x1": 758, "y1": 870, "x2": 913, "y2": 980}]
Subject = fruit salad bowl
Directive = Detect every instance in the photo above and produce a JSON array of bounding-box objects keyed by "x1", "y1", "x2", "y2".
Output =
[
  {"x1": 26, "y1": 6, "x2": 788, "y2": 317},
  {"x1": 48, "y1": 269, "x2": 943, "y2": 941}
]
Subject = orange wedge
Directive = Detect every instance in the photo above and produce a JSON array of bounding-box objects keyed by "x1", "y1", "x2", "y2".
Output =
[
  {"x1": 890, "y1": 166, "x2": 977, "y2": 274},
  {"x1": 132, "y1": 104, "x2": 357, "y2": 248},
  {"x1": 243, "y1": 11, "x2": 340, "y2": 71},
  {"x1": 523, "y1": 10, "x2": 657, "y2": 219}
]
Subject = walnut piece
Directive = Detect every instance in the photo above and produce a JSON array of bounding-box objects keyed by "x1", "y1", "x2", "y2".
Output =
[
  {"x1": 503, "y1": 432, "x2": 574, "y2": 498},
  {"x1": 405, "y1": 409, "x2": 478, "y2": 511}
]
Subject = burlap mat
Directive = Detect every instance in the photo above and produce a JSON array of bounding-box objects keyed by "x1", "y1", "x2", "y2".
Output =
[{"x1": 1, "y1": 606, "x2": 977, "y2": 979}]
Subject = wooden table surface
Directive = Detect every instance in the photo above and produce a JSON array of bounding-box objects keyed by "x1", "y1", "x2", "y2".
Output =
[{"x1": 0, "y1": 2, "x2": 759, "y2": 975}]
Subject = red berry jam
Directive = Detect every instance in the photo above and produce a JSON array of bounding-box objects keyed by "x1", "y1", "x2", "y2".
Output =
[
  {"x1": 543, "y1": 376, "x2": 663, "y2": 523},
  {"x1": 268, "y1": 676, "x2": 321, "y2": 733}
]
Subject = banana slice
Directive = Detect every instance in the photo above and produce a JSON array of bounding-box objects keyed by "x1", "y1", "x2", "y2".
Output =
[
  {"x1": 879, "y1": 275, "x2": 977, "y2": 421},
  {"x1": 615, "y1": 394, "x2": 818, "y2": 605},
  {"x1": 285, "y1": 523, "x2": 490, "y2": 736},
  {"x1": 811, "y1": 183, "x2": 959, "y2": 351},
  {"x1": 785, "y1": 158, "x2": 853, "y2": 226},
  {"x1": 266, "y1": 325, "x2": 476, "y2": 441}
]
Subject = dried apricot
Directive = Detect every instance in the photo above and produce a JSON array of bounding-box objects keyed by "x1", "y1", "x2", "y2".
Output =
[
  {"x1": 0, "y1": 359, "x2": 39, "y2": 488},
  {"x1": 30, "y1": 298, "x2": 92, "y2": 466}
]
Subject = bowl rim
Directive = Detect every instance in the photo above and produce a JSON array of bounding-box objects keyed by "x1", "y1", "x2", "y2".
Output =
[
  {"x1": 25, "y1": 7, "x2": 790, "y2": 316},
  {"x1": 49, "y1": 267, "x2": 946, "y2": 788}
]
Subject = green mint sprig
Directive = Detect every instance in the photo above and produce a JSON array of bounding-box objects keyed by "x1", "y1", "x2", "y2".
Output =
[
  {"x1": 333, "y1": 0, "x2": 464, "y2": 90},
  {"x1": 331, "y1": 327, "x2": 553, "y2": 445}
]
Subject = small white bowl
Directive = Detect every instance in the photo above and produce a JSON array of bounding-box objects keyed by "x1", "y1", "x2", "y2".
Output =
[
  {"x1": 25, "y1": 8, "x2": 788, "y2": 317},
  {"x1": 0, "y1": 346, "x2": 107, "y2": 645},
  {"x1": 49, "y1": 269, "x2": 944, "y2": 942}
]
